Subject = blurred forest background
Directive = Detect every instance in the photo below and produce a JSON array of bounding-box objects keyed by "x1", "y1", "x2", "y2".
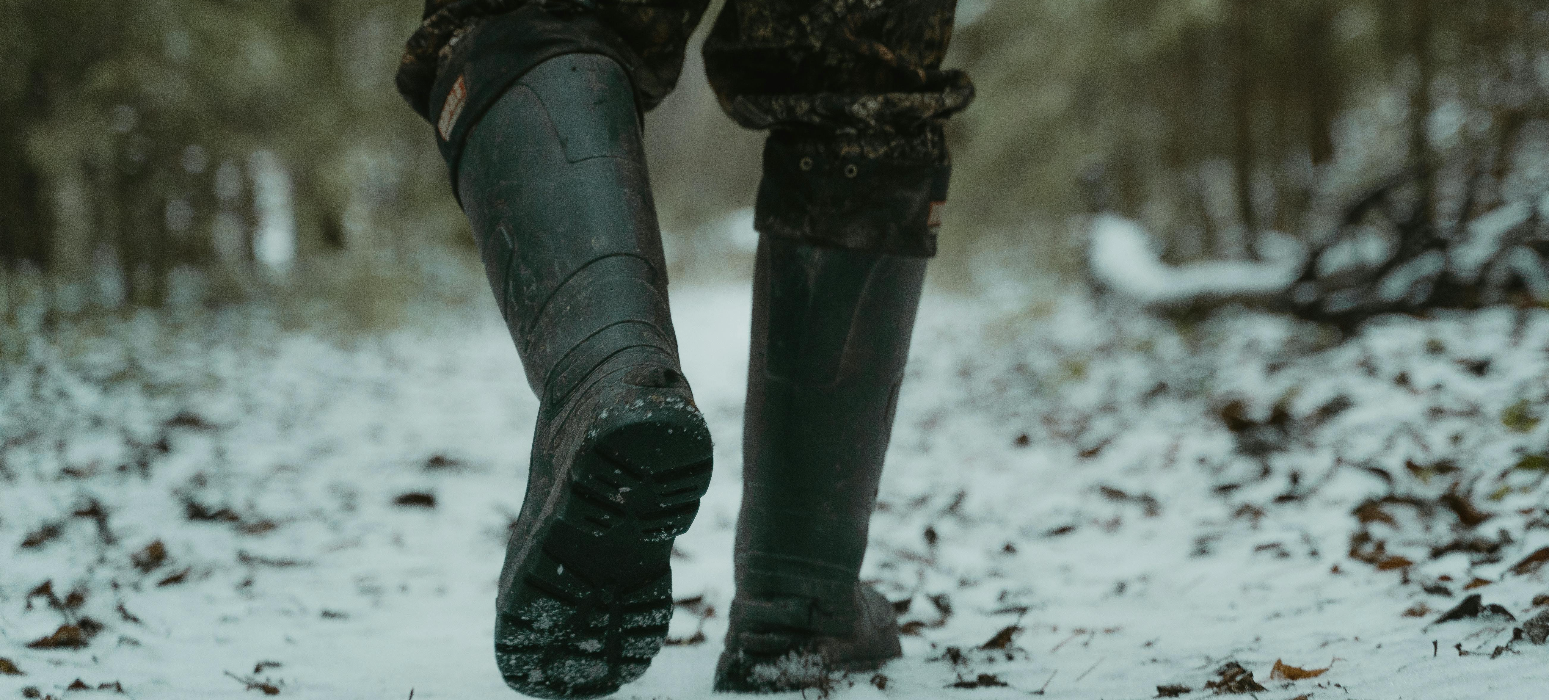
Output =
[{"x1": 0, "y1": 0, "x2": 1545, "y2": 325}]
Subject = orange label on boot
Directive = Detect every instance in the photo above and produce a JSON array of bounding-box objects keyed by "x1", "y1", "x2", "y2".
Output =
[
  {"x1": 438, "y1": 74, "x2": 468, "y2": 141},
  {"x1": 927, "y1": 201, "x2": 946, "y2": 229}
]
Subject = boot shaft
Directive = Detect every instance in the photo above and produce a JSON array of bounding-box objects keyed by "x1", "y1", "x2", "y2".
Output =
[
  {"x1": 457, "y1": 52, "x2": 680, "y2": 406},
  {"x1": 737, "y1": 236, "x2": 927, "y2": 601}
]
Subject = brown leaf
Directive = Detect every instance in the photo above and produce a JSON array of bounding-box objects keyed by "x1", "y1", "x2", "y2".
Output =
[
  {"x1": 900, "y1": 620, "x2": 927, "y2": 636},
  {"x1": 1204, "y1": 662, "x2": 1265, "y2": 694},
  {"x1": 1510, "y1": 547, "x2": 1548, "y2": 576},
  {"x1": 1375, "y1": 556, "x2": 1414, "y2": 571},
  {"x1": 131, "y1": 541, "x2": 167, "y2": 572},
  {"x1": 183, "y1": 498, "x2": 241, "y2": 523},
  {"x1": 394, "y1": 492, "x2": 436, "y2": 508},
  {"x1": 1402, "y1": 603, "x2": 1431, "y2": 618},
  {"x1": 0, "y1": 658, "x2": 23, "y2": 675},
  {"x1": 1462, "y1": 578, "x2": 1493, "y2": 590},
  {"x1": 20, "y1": 523, "x2": 63, "y2": 549},
  {"x1": 156, "y1": 568, "x2": 191, "y2": 587},
  {"x1": 1352, "y1": 500, "x2": 1397, "y2": 526},
  {"x1": 236, "y1": 520, "x2": 279, "y2": 536},
  {"x1": 1440, "y1": 491, "x2": 1493, "y2": 528},
  {"x1": 979, "y1": 625, "x2": 1022, "y2": 650},
  {"x1": 166, "y1": 412, "x2": 216, "y2": 430},
  {"x1": 1156, "y1": 685, "x2": 1191, "y2": 698},
  {"x1": 1268, "y1": 659, "x2": 1330, "y2": 681},
  {"x1": 67, "y1": 679, "x2": 90, "y2": 690},
  {"x1": 1433, "y1": 594, "x2": 1517, "y2": 624},
  {"x1": 27, "y1": 624, "x2": 94, "y2": 650},
  {"x1": 948, "y1": 673, "x2": 1008, "y2": 689},
  {"x1": 116, "y1": 603, "x2": 142, "y2": 624}
]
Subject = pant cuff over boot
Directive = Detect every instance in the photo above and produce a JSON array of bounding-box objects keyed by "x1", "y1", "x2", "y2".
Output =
[{"x1": 754, "y1": 127, "x2": 952, "y2": 258}]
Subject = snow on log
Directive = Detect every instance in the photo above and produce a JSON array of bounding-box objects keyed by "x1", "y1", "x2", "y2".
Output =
[{"x1": 1087, "y1": 215, "x2": 1305, "y2": 307}]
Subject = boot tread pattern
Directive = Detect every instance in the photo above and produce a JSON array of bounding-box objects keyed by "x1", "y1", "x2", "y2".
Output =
[{"x1": 497, "y1": 411, "x2": 713, "y2": 699}]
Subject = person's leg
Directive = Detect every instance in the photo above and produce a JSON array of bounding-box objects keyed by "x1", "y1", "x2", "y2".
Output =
[
  {"x1": 702, "y1": 0, "x2": 974, "y2": 691},
  {"x1": 396, "y1": 3, "x2": 710, "y2": 698}
]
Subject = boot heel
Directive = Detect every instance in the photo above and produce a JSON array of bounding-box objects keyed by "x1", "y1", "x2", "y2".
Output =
[{"x1": 497, "y1": 393, "x2": 712, "y2": 699}]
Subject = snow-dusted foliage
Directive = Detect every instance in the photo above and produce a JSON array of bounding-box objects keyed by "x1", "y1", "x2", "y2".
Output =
[{"x1": 0, "y1": 286, "x2": 1545, "y2": 699}]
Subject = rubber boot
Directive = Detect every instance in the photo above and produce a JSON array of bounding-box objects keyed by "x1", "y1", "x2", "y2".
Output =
[
  {"x1": 713, "y1": 236, "x2": 927, "y2": 692},
  {"x1": 456, "y1": 52, "x2": 713, "y2": 699}
]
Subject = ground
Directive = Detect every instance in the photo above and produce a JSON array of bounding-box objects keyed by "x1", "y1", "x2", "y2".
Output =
[{"x1": 1, "y1": 280, "x2": 1546, "y2": 700}]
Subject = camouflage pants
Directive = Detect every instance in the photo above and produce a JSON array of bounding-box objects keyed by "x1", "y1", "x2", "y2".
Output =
[{"x1": 398, "y1": 0, "x2": 974, "y2": 256}]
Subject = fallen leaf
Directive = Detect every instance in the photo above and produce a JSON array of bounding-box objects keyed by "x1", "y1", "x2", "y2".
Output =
[
  {"x1": 1155, "y1": 685, "x2": 1191, "y2": 698},
  {"x1": 131, "y1": 541, "x2": 167, "y2": 572},
  {"x1": 393, "y1": 492, "x2": 436, "y2": 508},
  {"x1": 0, "y1": 658, "x2": 23, "y2": 675},
  {"x1": 1433, "y1": 594, "x2": 1517, "y2": 625},
  {"x1": 1375, "y1": 556, "x2": 1414, "y2": 571},
  {"x1": 116, "y1": 603, "x2": 141, "y2": 624},
  {"x1": 870, "y1": 674, "x2": 888, "y2": 690},
  {"x1": 1204, "y1": 662, "x2": 1265, "y2": 694},
  {"x1": 27, "y1": 623, "x2": 95, "y2": 650},
  {"x1": 1352, "y1": 500, "x2": 1397, "y2": 526},
  {"x1": 1462, "y1": 578, "x2": 1493, "y2": 591},
  {"x1": 1269, "y1": 659, "x2": 1330, "y2": 681},
  {"x1": 1510, "y1": 547, "x2": 1548, "y2": 576},
  {"x1": 979, "y1": 625, "x2": 1022, "y2": 650},
  {"x1": 948, "y1": 673, "x2": 1008, "y2": 689},
  {"x1": 1501, "y1": 399, "x2": 1538, "y2": 433},
  {"x1": 156, "y1": 568, "x2": 191, "y2": 587},
  {"x1": 166, "y1": 412, "x2": 216, "y2": 430},
  {"x1": 20, "y1": 523, "x2": 63, "y2": 549},
  {"x1": 1440, "y1": 491, "x2": 1493, "y2": 528},
  {"x1": 1402, "y1": 603, "x2": 1431, "y2": 618},
  {"x1": 900, "y1": 621, "x2": 926, "y2": 635}
]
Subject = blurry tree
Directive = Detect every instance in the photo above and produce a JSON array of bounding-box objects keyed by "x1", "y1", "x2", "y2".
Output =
[
  {"x1": 945, "y1": 0, "x2": 1547, "y2": 277},
  {"x1": 1, "y1": 0, "x2": 1544, "y2": 310},
  {"x1": 0, "y1": 0, "x2": 462, "y2": 309}
]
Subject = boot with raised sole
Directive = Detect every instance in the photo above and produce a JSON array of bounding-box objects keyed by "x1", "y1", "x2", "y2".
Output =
[
  {"x1": 455, "y1": 52, "x2": 713, "y2": 699},
  {"x1": 714, "y1": 236, "x2": 927, "y2": 693}
]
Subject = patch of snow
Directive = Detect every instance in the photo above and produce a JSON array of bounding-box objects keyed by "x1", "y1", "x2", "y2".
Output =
[{"x1": 0, "y1": 279, "x2": 1544, "y2": 700}]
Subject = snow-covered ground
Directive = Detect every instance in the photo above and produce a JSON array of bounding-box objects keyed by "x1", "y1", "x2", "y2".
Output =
[{"x1": 1, "y1": 282, "x2": 1546, "y2": 700}]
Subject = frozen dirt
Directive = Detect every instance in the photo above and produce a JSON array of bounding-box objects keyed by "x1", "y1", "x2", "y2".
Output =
[{"x1": 1, "y1": 282, "x2": 1546, "y2": 700}]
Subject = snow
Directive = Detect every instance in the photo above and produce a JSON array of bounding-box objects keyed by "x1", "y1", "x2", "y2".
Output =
[
  {"x1": 1, "y1": 280, "x2": 1546, "y2": 700},
  {"x1": 1088, "y1": 215, "x2": 1306, "y2": 306}
]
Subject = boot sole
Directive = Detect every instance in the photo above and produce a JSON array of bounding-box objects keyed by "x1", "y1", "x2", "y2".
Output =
[{"x1": 495, "y1": 406, "x2": 713, "y2": 698}]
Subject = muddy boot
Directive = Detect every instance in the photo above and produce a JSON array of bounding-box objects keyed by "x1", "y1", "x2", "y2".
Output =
[
  {"x1": 454, "y1": 52, "x2": 713, "y2": 699},
  {"x1": 713, "y1": 236, "x2": 927, "y2": 692}
]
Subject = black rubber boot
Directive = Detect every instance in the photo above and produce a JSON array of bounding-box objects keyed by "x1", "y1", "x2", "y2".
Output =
[
  {"x1": 713, "y1": 236, "x2": 927, "y2": 693},
  {"x1": 456, "y1": 52, "x2": 713, "y2": 699}
]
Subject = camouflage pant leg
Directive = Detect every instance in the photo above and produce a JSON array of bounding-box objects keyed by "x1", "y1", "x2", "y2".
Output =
[
  {"x1": 396, "y1": 0, "x2": 972, "y2": 254},
  {"x1": 398, "y1": 0, "x2": 709, "y2": 118},
  {"x1": 703, "y1": 0, "x2": 974, "y2": 255}
]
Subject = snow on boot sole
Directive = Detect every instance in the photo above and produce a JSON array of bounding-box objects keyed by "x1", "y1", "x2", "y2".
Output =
[{"x1": 495, "y1": 402, "x2": 712, "y2": 699}]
